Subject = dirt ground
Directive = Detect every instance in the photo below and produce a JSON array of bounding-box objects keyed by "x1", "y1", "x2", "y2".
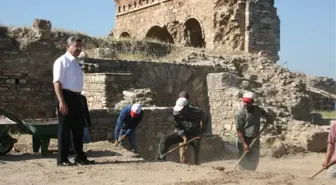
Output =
[{"x1": 0, "y1": 135, "x2": 335, "y2": 185}]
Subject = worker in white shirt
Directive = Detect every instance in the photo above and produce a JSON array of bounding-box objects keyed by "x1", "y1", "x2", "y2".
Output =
[{"x1": 53, "y1": 36, "x2": 94, "y2": 166}]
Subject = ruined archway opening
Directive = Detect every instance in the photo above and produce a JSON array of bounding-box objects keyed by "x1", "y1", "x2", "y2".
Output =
[
  {"x1": 145, "y1": 26, "x2": 174, "y2": 44},
  {"x1": 184, "y1": 18, "x2": 205, "y2": 48},
  {"x1": 120, "y1": 32, "x2": 131, "y2": 38}
]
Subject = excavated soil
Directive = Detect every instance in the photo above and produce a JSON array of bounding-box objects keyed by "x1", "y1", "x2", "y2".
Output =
[{"x1": 0, "y1": 135, "x2": 335, "y2": 185}]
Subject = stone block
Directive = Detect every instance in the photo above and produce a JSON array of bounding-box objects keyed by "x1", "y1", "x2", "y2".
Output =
[
  {"x1": 207, "y1": 72, "x2": 242, "y2": 89},
  {"x1": 32, "y1": 19, "x2": 52, "y2": 31}
]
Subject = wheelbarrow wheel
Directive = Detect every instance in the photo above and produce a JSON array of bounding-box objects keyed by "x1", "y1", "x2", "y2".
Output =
[{"x1": 0, "y1": 135, "x2": 16, "y2": 155}]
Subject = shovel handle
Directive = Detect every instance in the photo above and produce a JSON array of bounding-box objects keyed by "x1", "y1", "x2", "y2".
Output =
[
  {"x1": 310, "y1": 161, "x2": 336, "y2": 179},
  {"x1": 160, "y1": 136, "x2": 200, "y2": 159},
  {"x1": 233, "y1": 124, "x2": 269, "y2": 171}
]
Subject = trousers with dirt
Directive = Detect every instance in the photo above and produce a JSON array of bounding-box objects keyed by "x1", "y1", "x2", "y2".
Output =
[
  {"x1": 157, "y1": 132, "x2": 201, "y2": 165},
  {"x1": 236, "y1": 136, "x2": 260, "y2": 171}
]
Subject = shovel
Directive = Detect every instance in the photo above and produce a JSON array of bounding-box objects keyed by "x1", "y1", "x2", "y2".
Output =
[
  {"x1": 114, "y1": 139, "x2": 124, "y2": 149},
  {"x1": 159, "y1": 136, "x2": 200, "y2": 159},
  {"x1": 233, "y1": 123, "x2": 269, "y2": 171},
  {"x1": 309, "y1": 160, "x2": 336, "y2": 179}
]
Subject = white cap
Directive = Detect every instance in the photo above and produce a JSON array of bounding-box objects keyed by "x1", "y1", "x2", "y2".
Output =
[
  {"x1": 243, "y1": 91, "x2": 255, "y2": 99},
  {"x1": 173, "y1": 97, "x2": 188, "y2": 112},
  {"x1": 131, "y1": 104, "x2": 142, "y2": 114}
]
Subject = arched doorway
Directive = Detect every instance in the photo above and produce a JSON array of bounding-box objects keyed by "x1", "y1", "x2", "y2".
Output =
[
  {"x1": 120, "y1": 32, "x2": 131, "y2": 38},
  {"x1": 184, "y1": 18, "x2": 205, "y2": 48},
  {"x1": 145, "y1": 26, "x2": 174, "y2": 44}
]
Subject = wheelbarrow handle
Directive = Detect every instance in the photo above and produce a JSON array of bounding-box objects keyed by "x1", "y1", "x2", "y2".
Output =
[
  {"x1": 160, "y1": 136, "x2": 200, "y2": 159},
  {"x1": 2, "y1": 111, "x2": 33, "y2": 135}
]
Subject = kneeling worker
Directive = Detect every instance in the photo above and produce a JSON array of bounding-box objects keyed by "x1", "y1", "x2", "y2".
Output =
[
  {"x1": 156, "y1": 97, "x2": 206, "y2": 165},
  {"x1": 114, "y1": 104, "x2": 143, "y2": 154}
]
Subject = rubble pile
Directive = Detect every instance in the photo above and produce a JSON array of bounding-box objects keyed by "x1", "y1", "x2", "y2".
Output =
[{"x1": 114, "y1": 88, "x2": 156, "y2": 109}]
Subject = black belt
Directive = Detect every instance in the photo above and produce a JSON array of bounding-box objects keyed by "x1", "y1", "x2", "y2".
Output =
[{"x1": 63, "y1": 89, "x2": 81, "y2": 96}]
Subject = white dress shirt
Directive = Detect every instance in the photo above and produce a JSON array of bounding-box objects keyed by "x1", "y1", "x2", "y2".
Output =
[{"x1": 53, "y1": 52, "x2": 84, "y2": 92}]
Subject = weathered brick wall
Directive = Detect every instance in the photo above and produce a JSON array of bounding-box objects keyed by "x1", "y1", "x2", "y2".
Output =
[
  {"x1": 207, "y1": 72, "x2": 244, "y2": 137},
  {"x1": 113, "y1": 0, "x2": 280, "y2": 59},
  {"x1": 83, "y1": 58, "x2": 219, "y2": 115},
  {"x1": 114, "y1": 0, "x2": 216, "y2": 48},
  {"x1": 245, "y1": 0, "x2": 280, "y2": 60},
  {"x1": 84, "y1": 73, "x2": 134, "y2": 109},
  {"x1": 0, "y1": 38, "x2": 62, "y2": 119},
  {"x1": 89, "y1": 107, "x2": 224, "y2": 162}
]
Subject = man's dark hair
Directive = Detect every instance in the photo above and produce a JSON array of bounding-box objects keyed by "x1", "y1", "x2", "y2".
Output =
[
  {"x1": 67, "y1": 36, "x2": 82, "y2": 46},
  {"x1": 178, "y1": 91, "x2": 189, "y2": 99}
]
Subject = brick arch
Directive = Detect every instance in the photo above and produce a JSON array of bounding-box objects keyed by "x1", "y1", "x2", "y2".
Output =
[
  {"x1": 144, "y1": 25, "x2": 174, "y2": 44},
  {"x1": 119, "y1": 31, "x2": 131, "y2": 38},
  {"x1": 183, "y1": 16, "x2": 205, "y2": 48}
]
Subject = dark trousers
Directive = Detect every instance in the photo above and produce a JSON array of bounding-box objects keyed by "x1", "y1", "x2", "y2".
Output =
[
  {"x1": 236, "y1": 137, "x2": 260, "y2": 171},
  {"x1": 57, "y1": 89, "x2": 87, "y2": 163},
  {"x1": 157, "y1": 132, "x2": 201, "y2": 165}
]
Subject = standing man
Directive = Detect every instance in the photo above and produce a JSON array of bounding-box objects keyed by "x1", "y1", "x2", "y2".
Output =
[
  {"x1": 235, "y1": 91, "x2": 273, "y2": 171},
  {"x1": 114, "y1": 104, "x2": 143, "y2": 155},
  {"x1": 156, "y1": 97, "x2": 207, "y2": 165},
  {"x1": 53, "y1": 36, "x2": 94, "y2": 166},
  {"x1": 322, "y1": 120, "x2": 336, "y2": 179}
]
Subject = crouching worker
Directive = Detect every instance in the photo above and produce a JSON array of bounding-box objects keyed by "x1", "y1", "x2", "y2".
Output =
[
  {"x1": 235, "y1": 92, "x2": 274, "y2": 171},
  {"x1": 114, "y1": 104, "x2": 143, "y2": 155},
  {"x1": 156, "y1": 97, "x2": 207, "y2": 165},
  {"x1": 322, "y1": 120, "x2": 336, "y2": 179}
]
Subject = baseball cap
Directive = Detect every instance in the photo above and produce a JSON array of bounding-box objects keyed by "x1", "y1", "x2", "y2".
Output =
[
  {"x1": 173, "y1": 97, "x2": 189, "y2": 112},
  {"x1": 179, "y1": 91, "x2": 189, "y2": 99},
  {"x1": 130, "y1": 104, "x2": 142, "y2": 117},
  {"x1": 242, "y1": 92, "x2": 255, "y2": 104}
]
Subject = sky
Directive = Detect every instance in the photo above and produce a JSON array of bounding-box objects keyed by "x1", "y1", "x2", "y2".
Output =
[{"x1": 1, "y1": 0, "x2": 335, "y2": 79}]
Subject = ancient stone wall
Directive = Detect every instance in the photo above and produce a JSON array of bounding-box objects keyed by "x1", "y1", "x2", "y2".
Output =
[
  {"x1": 245, "y1": 0, "x2": 280, "y2": 60},
  {"x1": 83, "y1": 58, "x2": 219, "y2": 113},
  {"x1": 114, "y1": 0, "x2": 215, "y2": 48},
  {"x1": 84, "y1": 73, "x2": 134, "y2": 109},
  {"x1": 113, "y1": 0, "x2": 280, "y2": 59},
  {"x1": 0, "y1": 33, "x2": 62, "y2": 119},
  {"x1": 206, "y1": 70, "x2": 316, "y2": 139}
]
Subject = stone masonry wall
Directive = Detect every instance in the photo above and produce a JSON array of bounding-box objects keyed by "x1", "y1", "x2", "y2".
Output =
[
  {"x1": 89, "y1": 107, "x2": 224, "y2": 163},
  {"x1": 0, "y1": 35, "x2": 62, "y2": 119},
  {"x1": 207, "y1": 72, "x2": 244, "y2": 137},
  {"x1": 114, "y1": 0, "x2": 215, "y2": 48},
  {"x1": 84, "y1": 73, "x2": 134, "y2": 109},
  {"x1": 245, "y1": 0, "x2": 280, "y2": 60},
  {"x1": 113, "y1": 0, "x2": 280, "y2": 59},
  {"x1": 83, "y1": 58, "x2": 220, "y2": 114}
]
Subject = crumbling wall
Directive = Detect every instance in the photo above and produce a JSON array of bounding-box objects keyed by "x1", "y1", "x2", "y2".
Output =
[
  {"x1": 207, "y1": 65, "x2": 312, "y2": 139},
  {"x1": 113, "y1": 0, "x2": 280, "y2": 59},
  {"x1": 0, "y1": 20, "x2": 62, "y2": 119},
  {"x1": 82, "y1": 58, "x2": 219, "y2": 113},
  {"x1": 113, "y1": 0, "x2": 215, "y2": 48},
  {"x1": 244, "y1": 0, "x2": 280, "y2": 60},
  {"x1": 0, "y1": 19, "x2": 182, "y2": 118},
  {"x1": 213, "y1": 0, "x2": 246, "y2": 51}
]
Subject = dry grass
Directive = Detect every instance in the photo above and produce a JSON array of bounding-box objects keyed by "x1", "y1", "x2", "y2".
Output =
[{"x1": 318, "y1": 110, "x2": 336, "y2": 119}]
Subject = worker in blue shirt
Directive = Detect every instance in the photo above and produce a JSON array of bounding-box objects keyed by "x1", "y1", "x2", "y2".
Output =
[{"x1": 114, "y1": 104, "x2": 143, "y2": 154}]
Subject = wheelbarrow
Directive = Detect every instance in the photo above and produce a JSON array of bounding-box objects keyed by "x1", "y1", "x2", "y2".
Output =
[
  {"x1": 0, "y1": 115, "x2": 18, "y2": 155},
  {"x1": 3, "y1": 111, "x2": 58, "y2": 156}
]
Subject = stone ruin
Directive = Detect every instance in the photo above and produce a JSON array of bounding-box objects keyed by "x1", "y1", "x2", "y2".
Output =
[
  {"x1": 112, "y1": 0, "x2": 280, "y2": 61},
  {"x1": 0, "y1": 18, "x2": 335, "y2": 162}
]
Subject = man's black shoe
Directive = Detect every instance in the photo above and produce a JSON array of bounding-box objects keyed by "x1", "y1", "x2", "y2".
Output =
[
  {"x1": 57, "y1": 160, "x2": 75, "y2": 166},
  {"x1": 75, "y1": 158, "x2": 95, "y2": 165}
]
